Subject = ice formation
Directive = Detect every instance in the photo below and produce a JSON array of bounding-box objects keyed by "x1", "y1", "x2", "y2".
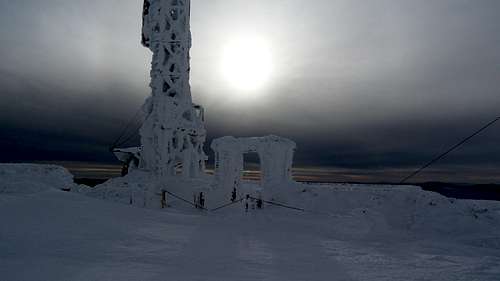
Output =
[
  {"x1": 108, "y1": 1, "x2": 299, "y2": 205},
  {"x1": 138, "y1": 0, "x2": 207, "y2": 178},
  {"x1": 211, "y1": 136, "x2": 296, "y2": 193},
  {"x1": 113, "y1": 147, "x2": 141, "y2": 175}
]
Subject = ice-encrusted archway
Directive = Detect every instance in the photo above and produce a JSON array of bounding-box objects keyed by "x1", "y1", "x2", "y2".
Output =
[{"x1": 211, "y1": 136, "x2": 296, "y2": 193}]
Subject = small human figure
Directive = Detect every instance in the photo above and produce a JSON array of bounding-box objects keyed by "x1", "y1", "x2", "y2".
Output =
[
  {"x1": 244, "y1": 194, "x2": 250, "y2": 212},
  {"x1": 257, "y1": 197, "x2": 263, "y2": 209},
  {"x1": 231, "y1": 187, "x2": 237, "y2": 202},
  {"x1": 199, "y1": 192, "x2": 205, "y2": 208},
  {"x1": 257, "y1": 192, "x2": 264, "y2": 209},
  {"x1": 193, "y1": 193, "x2": 198, "y2": 208}
]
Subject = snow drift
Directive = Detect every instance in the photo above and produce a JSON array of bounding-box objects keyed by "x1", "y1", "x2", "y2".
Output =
[
  {"x1": 286, "y1": 182, "x2": 500, "y2": 238},
  {"x1": 0, "y1": 164, "x2": 75, "y2": 194}
]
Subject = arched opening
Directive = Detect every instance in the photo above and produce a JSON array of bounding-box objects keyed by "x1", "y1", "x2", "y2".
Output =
[{"x1": 243, "y1": 152, "x2": 261, "y2": 185}]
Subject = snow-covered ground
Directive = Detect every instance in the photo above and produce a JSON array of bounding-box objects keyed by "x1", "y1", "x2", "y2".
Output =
[{"x1": 1, "y1": 164, "x2": 500, "y2": 281}]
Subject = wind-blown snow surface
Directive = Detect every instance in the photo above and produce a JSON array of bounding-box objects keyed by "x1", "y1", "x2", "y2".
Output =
[
  {"x1": 1, "y1": 165, "x2": 500, "y2": 280},
  {"x1": 0, "y1": 163, "x2": 75, "y2": 194}
]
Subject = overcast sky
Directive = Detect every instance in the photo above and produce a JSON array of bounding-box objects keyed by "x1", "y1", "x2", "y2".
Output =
[{"x1": 1, "y1": 0, "x2": 499, "y2": 183}]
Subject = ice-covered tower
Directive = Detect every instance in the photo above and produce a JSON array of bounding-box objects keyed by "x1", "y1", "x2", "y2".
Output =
[{"x1": 139, "y1": 0, "x2": 207, "y2": 177}]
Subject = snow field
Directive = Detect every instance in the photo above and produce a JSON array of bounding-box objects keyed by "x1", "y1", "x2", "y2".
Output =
[{"x1": 1, "y1": 164, "x2": 500, "y2": 280}]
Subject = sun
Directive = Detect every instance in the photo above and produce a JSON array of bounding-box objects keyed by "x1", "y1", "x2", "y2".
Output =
[{"x1": 220, "y1": 35, "x2": 273, "y2": 92}]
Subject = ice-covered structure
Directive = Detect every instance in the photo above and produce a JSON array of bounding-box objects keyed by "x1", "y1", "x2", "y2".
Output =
[
  {"x1": 211, "y1": 136, "x2": 296, "y2": 193},
  {"x1": 105, "y1": 1, "x2": 299, "y2": 208},
  {"x1": 137, "y1": 0, "x2": 207, "y2": 178}
]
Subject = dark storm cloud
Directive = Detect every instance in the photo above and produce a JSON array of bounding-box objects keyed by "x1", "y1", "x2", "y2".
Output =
[{"x1": 1, "y1": 0, "x2": 499, "y2": 183}]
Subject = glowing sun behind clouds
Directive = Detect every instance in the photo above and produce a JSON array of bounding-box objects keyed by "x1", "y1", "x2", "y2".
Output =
[{"x1": 220, "y1": 35, "x2": 274, "y2": 93}]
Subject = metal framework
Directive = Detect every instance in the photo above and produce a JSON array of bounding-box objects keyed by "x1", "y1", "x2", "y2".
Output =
[{"x1": 139, "y1": 0, "x2": 207, "y2": 177}]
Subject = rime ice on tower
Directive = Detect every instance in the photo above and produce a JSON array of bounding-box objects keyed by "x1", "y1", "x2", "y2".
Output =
[{"x1": 140, "y1": 0, "x2": 207, "y2": 178}]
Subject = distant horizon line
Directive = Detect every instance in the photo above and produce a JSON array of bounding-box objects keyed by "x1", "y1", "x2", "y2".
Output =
[{"x1": 6, "y1": 160, "x2": 496, "y2": 185}]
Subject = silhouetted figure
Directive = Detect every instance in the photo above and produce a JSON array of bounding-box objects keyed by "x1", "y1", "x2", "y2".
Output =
[
  {"x1": 245, "y1": 194, "x2": 250, "y2": 212},
  {"x1": 199, "y1": 192, "x2": 205, "y2": 208},
  {"x1": 231, "y1": 187, "x2": 237, "y2": 202},
  {"x1": 257, "y1": 197, "x2": 263, "y2": 209}
]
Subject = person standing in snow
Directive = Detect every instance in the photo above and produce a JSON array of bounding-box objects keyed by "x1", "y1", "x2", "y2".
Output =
[
  {"x1": 257, "y1": 196, "x2": 263, "y2": 209},
  {"x1": 244, "y1": 194, "x2": 250, "y2": 212},
  {"x1": 199, "y1": 192, "x2": 205, "y2": 208},
  {"x1": 231, "y1": 187, "x2": 237, "y2": 202}
]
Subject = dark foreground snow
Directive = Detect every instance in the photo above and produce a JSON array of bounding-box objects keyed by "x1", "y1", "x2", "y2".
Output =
[
  {"x1": 1, "y1": 164, "x2": 500, "y2": 280},
  {"x1": 1, "y1": 187, "x2": 500, "y2": 281}
]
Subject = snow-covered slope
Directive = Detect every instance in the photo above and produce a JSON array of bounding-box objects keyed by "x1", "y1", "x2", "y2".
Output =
[
  {"x1": 1, "y1": 164, "x2": 500, "y2": 280},
  {"x1": 0, "y1": 164, "x2": 75, "y2": 194},
  {"x1": 284, "y1": 182, "x2": 500, "y2": 238}
]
